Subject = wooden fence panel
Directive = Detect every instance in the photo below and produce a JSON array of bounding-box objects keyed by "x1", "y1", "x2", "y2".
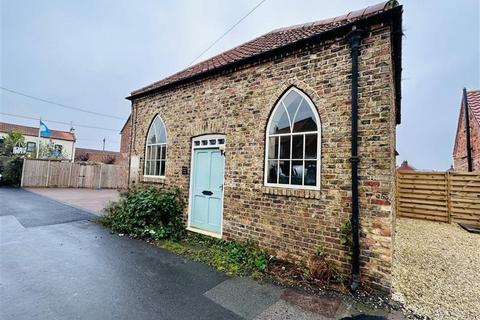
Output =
[
  {"x1": 21, "y1": 159, "x2": 127, "y2": 189},
  {"x1": 397, "y1": 171, "x2": 480, "y2": 226},
  {"x1": 100, "y1": 164, "x2": 128, "y2": 189},
  {"x1": 21, "y1": 159, "x2": 49, "y2": 187},
  {"x1": 48, "y1": 162, "x2": 72, "y2": 187},
  {"x1": 449, "y1": 173, "x2": 480, "y2": 225}
]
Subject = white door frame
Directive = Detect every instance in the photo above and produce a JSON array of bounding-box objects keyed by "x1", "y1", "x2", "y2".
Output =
[{"x1": 187, "y1": 134, "x2": 226, "y2": 238}]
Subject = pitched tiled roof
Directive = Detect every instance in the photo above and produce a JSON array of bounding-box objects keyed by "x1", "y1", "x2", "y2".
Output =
[
  {"x1": 397, "y1": 160, "x2": 415, "y2": 171},
  {"x1": 130, "y1": 1, "x2": 400, "y2": 98},
  {"x1": 75, "y1": 148, "x2": 120, "y2": 156},
  {"x1": 0, "y1": 122, "x2": 76, "y2": 142},
  {"x1": 467, "y1": 90, "x2": 480, "y2": 125}
]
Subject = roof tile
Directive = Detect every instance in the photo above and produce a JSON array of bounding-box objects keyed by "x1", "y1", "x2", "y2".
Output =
[
  {"x1": 467, "y1": 90, "x2": 480, "y2": 125},
  {"x1": 130, "y1": 1, "x2": 397, "y2": 97},
  {"x1": 0, "y1": 122, "x2": 75, "y2": 141}
]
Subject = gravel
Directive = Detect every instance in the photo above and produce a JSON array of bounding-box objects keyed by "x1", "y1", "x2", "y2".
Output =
[{"x1": 393, "y1": 218, "x2": 480, "y2": 320}]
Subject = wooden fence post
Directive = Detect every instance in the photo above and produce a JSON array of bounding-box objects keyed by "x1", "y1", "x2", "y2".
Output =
[
  {"x1": 98, "y1": 164, "x2": 103, "y2": 189},
  {"x1": 67, "y1": 162, "x2": 73, "y2": 188},
  {"x1": 446, "y1": 171, "x2": 452, "y2": 224},
  {"x1": 20, "y1": 158, "x2": 27, "y2": 187},
  {"x1": 45, "y1": 160, "x2": 51, "y2": 187}
]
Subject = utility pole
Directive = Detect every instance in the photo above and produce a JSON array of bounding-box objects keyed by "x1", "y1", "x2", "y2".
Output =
[{"x1": 102, "y1": 138, "x2": 106, "y2": 151}]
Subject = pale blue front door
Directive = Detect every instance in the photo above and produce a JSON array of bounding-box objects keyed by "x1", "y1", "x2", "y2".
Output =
[{"x1": 190, "y1": 148, "x2": 224, "y2": 234}]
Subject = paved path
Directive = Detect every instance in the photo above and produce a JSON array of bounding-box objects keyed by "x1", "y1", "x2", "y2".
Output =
[
  {"x1": 24, "y1": 187, "x2": 120, "y2": 215},
  {"x1": 0, "y1": 187, "x2": 403, "y2": 320}
]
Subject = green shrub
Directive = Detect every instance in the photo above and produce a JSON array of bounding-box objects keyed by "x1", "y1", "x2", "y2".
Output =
[
  {"x1": 0, "y1": 157, "x2": 24, "y2": 186},
  {"x1": 100, "y1": 187, "x2": 185, "y2": 240}
]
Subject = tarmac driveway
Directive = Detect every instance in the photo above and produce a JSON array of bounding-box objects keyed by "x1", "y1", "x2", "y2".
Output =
[
  {"x1": 0, "y1": 188, "x2": 404, "y2": 320},
  {"x1": 0, "y1": 187, "x2": 239, "y2": 320}
]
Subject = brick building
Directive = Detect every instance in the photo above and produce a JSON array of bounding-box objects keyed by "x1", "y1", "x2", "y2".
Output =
[
  {"x1": 453, "y1": 89, "x2": 480, "y2": 172},
  {"x1": 126, "y1": 1, "x2": 402, "y2": 292},
  {"x1": 119, "y1": 115, "x2": 132, "y2": 164}
]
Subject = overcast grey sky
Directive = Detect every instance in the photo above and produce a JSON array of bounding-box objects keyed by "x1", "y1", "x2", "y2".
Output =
[{"x1": 1, "y1": 0, "x2": 479, "y2": 169}]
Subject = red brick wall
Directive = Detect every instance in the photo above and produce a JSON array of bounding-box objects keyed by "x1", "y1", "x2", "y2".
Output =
[
  {"x1": 453, "y1": 106, "x2": 480, "y2": 171},
  {"x1": 119, "y1": 117, "x2": 132, "y2": 165}
]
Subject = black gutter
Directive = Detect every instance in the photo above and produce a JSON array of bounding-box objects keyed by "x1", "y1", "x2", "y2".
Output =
[
  {"x1": 127, "y1": 5, "x2": 403, "y2": 124},
  {"x1": 348, "y1": 25, "x2": 363, "y2": 292},
  {"x1": 463, "y1": 88, "x2": 473, "y2": 172}
]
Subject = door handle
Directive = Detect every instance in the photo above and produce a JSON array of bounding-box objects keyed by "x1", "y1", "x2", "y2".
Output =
[{"x1": 202, "y1": 190, "x2": 213, "y2": 196}]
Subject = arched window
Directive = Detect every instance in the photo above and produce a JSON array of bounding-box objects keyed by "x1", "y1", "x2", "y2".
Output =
[
  {"x1": 265, "y1": 87, "x2": 320, "y2": 189},
  {"x1": 144, "y1": 115, "x2": 167, "y2": 177}
]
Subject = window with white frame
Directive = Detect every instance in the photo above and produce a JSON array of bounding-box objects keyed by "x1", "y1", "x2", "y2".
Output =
[
  {"x1": 26, "y1": 141, "x2": 36, "y2": 153},
  {"x1": 265, "y1": 87, "x2": 321, "y2": 189},
  {"x1": 144, "y1": 115, "x2": 167, "y2": 177}
]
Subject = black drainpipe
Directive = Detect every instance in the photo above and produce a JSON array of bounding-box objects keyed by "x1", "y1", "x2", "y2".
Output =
[
  {"x1": 463, "y1": 88, "x2": 473, "y2": 172},
  {"x1": 348, "y1": 25, "x2": 363, "y2": 292}
]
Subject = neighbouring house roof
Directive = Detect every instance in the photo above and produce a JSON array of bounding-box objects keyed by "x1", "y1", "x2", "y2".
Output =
[
  {"x1": 397, "y1": 160, "x2": 415, "y2": 171},
  {"x1": 75, "y1": 148, "x2": 121, "y2": 164},
  {"x1": 75, "y1": 148, "x2": 120, "y2": 156},
  {"x1": 466, "y1": 90, "x2": 480, "y2": 125},
  {"x1": 0, "y1": 121, "x2": 76, "y2": 142},
  {"x1": 128, "y1": 1, "x2": 402, "y2": 123},
  {"x1": 453, "y1": 89, "x2": 480, "y2": 157}
]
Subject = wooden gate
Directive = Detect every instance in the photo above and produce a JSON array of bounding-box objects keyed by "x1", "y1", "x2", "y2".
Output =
[{"x1": 397, "y1": 171, "x2": 480, "y2": 226}]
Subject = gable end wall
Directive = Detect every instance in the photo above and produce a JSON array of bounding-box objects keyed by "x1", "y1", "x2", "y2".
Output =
[
  {"x1": 454, "y1": 105, "x2": 480, "y2": 171},
  {"x1": 129, "y1": 24, "x2": 397, "y2": 293}
]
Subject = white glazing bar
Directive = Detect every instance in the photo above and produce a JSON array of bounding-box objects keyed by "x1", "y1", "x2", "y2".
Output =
[
  {"x1": 302, "y1": 134, "x2": 306, "y2": 186},
  {"x1": 269, "y1": 131, "x2": 318, "y2": 137},
  {"x1": 281, "y1": 101, "x2": 292, "y2": 131}
]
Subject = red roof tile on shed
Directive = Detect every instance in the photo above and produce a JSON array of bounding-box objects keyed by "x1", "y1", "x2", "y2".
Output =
[
  {"x1": 0, "y1": 122, "x2": 75, "y2": 142},
  {"x1": 130, "y1": 0, "x2": 399, "y2": 98}
]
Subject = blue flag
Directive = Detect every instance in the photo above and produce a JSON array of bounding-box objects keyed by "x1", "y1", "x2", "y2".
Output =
[{"x1": 39, "y1": 120, "x2": 51, "y2": 137}]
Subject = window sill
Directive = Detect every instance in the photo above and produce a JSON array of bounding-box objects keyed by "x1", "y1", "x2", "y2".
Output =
[
  {"x1": 142, "y1": 175, "x2": 166, "y2": 184},
  {"x1": 262, "y1": 186, "x2": 321, "y2": 199}
]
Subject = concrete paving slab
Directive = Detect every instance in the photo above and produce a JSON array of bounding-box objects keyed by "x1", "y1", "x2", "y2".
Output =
[
  {"x1": 24, "y1": 187, "x2": 120, "y2": 215},
  {"x1": 254, "y1": 299, "x2": 328, "y2": 320},
  {"x1": 204, "y1": 277, "x2": 284, "y2": 320},
  {"x1": 281, "y1": 289, "x2": 342, "y2": 318}
]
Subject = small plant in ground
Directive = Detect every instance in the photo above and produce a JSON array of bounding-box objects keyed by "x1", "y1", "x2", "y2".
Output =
[
  {"x1": 340, "y1": 219, "x2": 353, "y2": 257},
  {"x1": 315, "y1": 245, "x2": 325, "y2": 257},
  {"x1": 100, "y1": 186, "x2": 185, "y2": 241},
  {"x1": 308, "y1": 249, "x2": 340, "y2": 285}
]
